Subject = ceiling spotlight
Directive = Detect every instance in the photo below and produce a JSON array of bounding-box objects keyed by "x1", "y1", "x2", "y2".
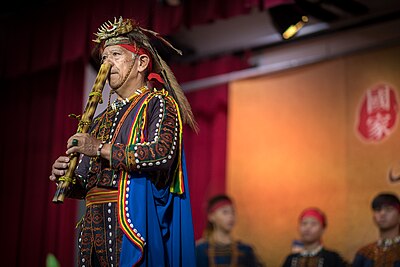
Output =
[
  {"x1": 268, "y1": 4, "x2": 309, "y2": 40},
  {"x1": 295, "y1": 0, "x2": 339, "y2": 23},
  {"x1": 161, "y1": 0, "x2": 182, "y2": 7}
]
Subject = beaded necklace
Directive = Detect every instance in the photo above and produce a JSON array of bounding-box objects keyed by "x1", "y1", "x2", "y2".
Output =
[
  {"x1": 99, "y1": 86, "x2": 148, "y2": 143},
  {"x1": 377, "y1": 235, "x2": 400, "y2": 250},
  {"x1": 300, "y1": 245, "x2": 323, "y2": 257},
  {"x1": 291, "y1": 246, "x2": 324, "y2": 267}
]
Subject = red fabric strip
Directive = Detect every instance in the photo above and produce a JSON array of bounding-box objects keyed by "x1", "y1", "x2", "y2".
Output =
[
  {"x1": 299, "y1": 208, "x2": 327, "y2": 228},
  {"x1": 208, "y1": 200, "x2": 233, "y2": 214}
]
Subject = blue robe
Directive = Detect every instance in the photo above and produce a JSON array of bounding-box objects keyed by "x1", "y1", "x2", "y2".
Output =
[{"x1": 120, "y1": 153, "x2": 196, "y2": 266}]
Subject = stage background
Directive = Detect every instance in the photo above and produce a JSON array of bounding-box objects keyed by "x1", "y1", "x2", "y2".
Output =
[
  {"x1": 227, "y1": 44, "x2": 400, "y2": 266},
  {"x1": 2, "y1": 2, "x2": 399, "y2": 266}
]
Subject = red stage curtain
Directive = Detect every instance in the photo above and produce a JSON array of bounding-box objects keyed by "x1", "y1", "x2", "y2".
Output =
[
  {"x1": 46, "y1": 59, "x2": 87, "y2": 266},
  {"x1": 0, "y1": 60, "x2": 84, "y2": 266},
  {"x1": 173, "y1": 55, "x2": 249, "y2": 239},
  {"x1": 2, "y1": 0, "x2": 262, "y2": 78}
]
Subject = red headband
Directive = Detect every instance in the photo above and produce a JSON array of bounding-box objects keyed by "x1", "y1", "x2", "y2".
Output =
[
  {"x1": 299, "y1": 208, "x2": 327, "y2": 228},
  {"x1": 395, "y1": 204, "x2": 400, "y2": 213},
  {"x1": 117, "y1": 44, "x2": 164, "y2": 85},
  {"x1": 208, "y1": 200, "x2": 233, "y2": 214},
  {"x1": 118, "y1": 44, "x2": 153, "y2": 71}
]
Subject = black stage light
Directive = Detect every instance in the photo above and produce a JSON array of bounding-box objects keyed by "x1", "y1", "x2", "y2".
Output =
[
  {"x1": 268, "y1": 3, "x2": 309, "y2": 40},
  {"x1": 161, "y1": 0, "x2": 182, "y2": 7},
  {"x1": 295, "y1": 0, "x2": 339, "y2": 22}
]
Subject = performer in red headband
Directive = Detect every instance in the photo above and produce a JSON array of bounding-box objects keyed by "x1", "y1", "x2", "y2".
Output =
[
  {"x1": 282, "y1": 207, "x2": 349, "y2": 267},
  {"x1": 50, "y1": 17, "x2": 197, "y2": 267}
]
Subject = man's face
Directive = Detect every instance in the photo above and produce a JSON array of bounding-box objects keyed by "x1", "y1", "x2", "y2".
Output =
[
  {"x1": 373, "y1": 205, "x2": 400, "y2": 231},
  {"x1": 299, "y1": 216, "x2": 324, "y2": 244},
  {"x1": 101, "y1": 45, "x2": 136, "y2": 89},
  {"x1": 208, "y1": 204, "x2": 236, "y2": 233}
]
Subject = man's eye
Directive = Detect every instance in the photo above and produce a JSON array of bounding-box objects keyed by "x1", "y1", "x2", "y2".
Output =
[
  {"x1": 101, "y1": 55, "x2": 107, "y2": 61},
  {"x1": 113, "y1": 52, "x2": 121, "y2": 56}
]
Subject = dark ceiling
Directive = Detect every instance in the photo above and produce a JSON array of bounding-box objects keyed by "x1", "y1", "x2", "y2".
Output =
[
  {"x1": 3, "y1": 0, "x2": 399, "y2": 64},
  {"x1": 166, "y1": 0, "x2": 400, "y2": 62}
]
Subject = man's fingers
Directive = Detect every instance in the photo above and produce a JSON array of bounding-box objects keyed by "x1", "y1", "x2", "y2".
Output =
[
  {"x1": 49, "y1": 169, "x2": 65, "y2": 179},
  {"x1": 67, "y1": 138, "x2": 78, "y2": 149},
  {"x1": 50, "y1": 156, "x2": 70, "y2": 183},
  {"x1": 53, "y1": 161, "x2": 69, "y2": 169},
  {"x1": 51, "y1": 169, "x2": 65, "y2": 176},
  {"x1": 66, "y1": 147, "x2": 77, "y2": 155}
]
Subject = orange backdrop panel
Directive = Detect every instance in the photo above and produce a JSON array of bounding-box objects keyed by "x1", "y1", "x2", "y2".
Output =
[{"x1": 226, "y1": 45, "x2": 400, "y2": 266}]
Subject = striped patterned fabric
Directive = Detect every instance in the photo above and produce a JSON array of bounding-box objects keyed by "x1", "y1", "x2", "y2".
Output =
[{"x1": 85, "y1": 187, "x2": 118, "y2": 206}]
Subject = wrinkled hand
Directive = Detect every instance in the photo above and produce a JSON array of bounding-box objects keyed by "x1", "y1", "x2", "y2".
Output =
[
  {"x1": 49, "y1": 156, "x2": 70, "y2": 182},
  {"x1": 49, "y1": 133, "x2": 101, "y2": 183},
  {"x1": 66, "y1": 133, "x2": 102, "y2": 157}
]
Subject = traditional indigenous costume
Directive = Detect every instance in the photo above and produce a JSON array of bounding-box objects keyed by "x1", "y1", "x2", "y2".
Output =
[
  {"x1": 352, "y1": 193, "x2": 400, "y2": 267},
  {"x1": 196, "y1": 239, "x2": 262, "y2": 267},
  {"x1": 352, "y1": 236, "x2": 400, "y2": 267},
  {"x1": 69, "y1": 17, "x2": 197, "y2": 267},
  {"x1": 282, "y1": 246, "x2": 349, "y2": 267}
]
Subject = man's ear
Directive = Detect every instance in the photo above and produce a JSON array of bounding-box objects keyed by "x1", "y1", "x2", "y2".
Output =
[
  {"x1": 137, "y1": 54, "x2": 150, "y2": 72},
  {"x1": 208, "y1": 213, "x2": 213, "y2": 223}
]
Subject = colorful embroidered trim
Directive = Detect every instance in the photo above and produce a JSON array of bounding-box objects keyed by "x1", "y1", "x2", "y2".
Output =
[
  {"x1": 117, "y1": 99, "x2": 147, "y2": 250},
  {"x1": 118, "y1": 174, "x2": 146, "y2": 250},
  {"x1": 167, "y1": 93, "x2": 184, "y2": 194}
]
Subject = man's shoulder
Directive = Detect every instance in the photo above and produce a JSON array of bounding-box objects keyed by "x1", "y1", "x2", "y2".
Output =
[
  {"x1": 321, "y1": 248, "x2": 350, "y2": 265},
  {"x1": 195, "y1": 238, "x2": 209, "y2": 248},
  {"x1": 146, "y1": 89, "x2": 178, "y2": 109},
  {"x1": 147, "y1": 88, "x2": 174, "y2": 100},
  {"x1": 355, "y1": 241, "x2": 377, "y2": 257},
  {"x1": 236, "y1": 240, "x2": 255, "y2": 250},
  {"x1": 322, "y1": 248, "x2": 342, "y2": 256},
  {"x1": 236, "y1": 240, "x2": 261, "y2": 256}
]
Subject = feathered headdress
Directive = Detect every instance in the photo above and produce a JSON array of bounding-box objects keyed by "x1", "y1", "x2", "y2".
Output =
[{"x1": 93, "y1": 17, "x2": 198, "y2": 132}]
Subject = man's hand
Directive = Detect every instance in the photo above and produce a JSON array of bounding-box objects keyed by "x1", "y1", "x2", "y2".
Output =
[
  {"x1": 49, "y1": 156, "x2": 70, "y2": 182},
  {"x1": 66, "y1": 133, "x2": 102, "y2": 157}
]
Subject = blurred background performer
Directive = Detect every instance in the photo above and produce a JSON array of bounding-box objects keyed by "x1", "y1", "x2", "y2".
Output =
[
  {"x1": 353, "y1": 192, "x2": 400, "y2": 267},
  {"x1": 195, "y1": 194, "x2": 264, "y2": 267},
  {"x1": 49, "y1": 17, "x2": 198, "y2": 267},
  {"x1": 282, "y1": 207, "x2": 350, "y2": 267}
]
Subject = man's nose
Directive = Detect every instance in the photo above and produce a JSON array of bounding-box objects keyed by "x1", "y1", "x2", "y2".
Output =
[
  {"x1": 103, "y1": 58, "x2": 115, "y2": 66},
  {"x1": 377, "y1": 209, "x2": 387, "y2": 216}
]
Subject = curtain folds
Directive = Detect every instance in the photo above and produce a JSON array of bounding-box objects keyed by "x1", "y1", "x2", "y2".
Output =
[
  {"x1": 174, "y1": 56, "x2": 249, "y2": 239},
  {"x1": 1, "y1": 60, "x2": 84, "y2": 266},
  {"x1": 2, "y1": 0, "x2": 266, "y2": 78}
]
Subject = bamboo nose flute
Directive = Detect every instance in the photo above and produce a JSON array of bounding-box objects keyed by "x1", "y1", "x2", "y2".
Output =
[{"x1": 53, "y1": 62, "x2": 112, "y2": 203}]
